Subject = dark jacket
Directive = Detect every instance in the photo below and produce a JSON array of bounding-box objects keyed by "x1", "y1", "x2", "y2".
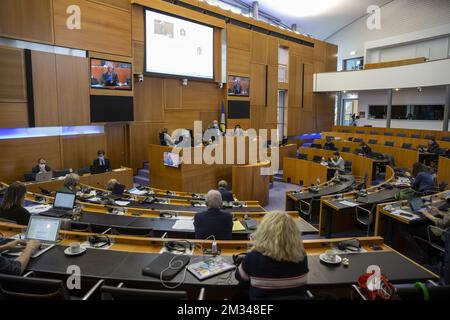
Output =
[
  {"x1": 93, "y1": 158, "x2": 111, "y2": 171},
  {"x1": 194, "y1": 208, "x2": 233, "y2": 240},
  {"x1": 412, "y1": 172, "x2": 434, "y2": 192},
  {"x1": 0, "y1": 206, "x2": 31, "y2": 225},
  {"x1": 57, "y1": 186, "x2": 77, "y2": 194},
  {"x1": 0, "y1": 256, "x2": 21, "y2": 275},
  {"x1": 218, "y1": 187, "x2": 234, "y2": 202}
]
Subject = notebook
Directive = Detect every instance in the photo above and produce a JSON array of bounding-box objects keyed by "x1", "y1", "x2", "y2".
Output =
[
  {"x1": 187, "y1": 256, "x2": 236, "y2": 280},
  {"x1": 232, "y1": 220, "x2": 246, "y2": 231},
  {"x1": 142, "y1": 252, "x2": 190, "y2": 280}
]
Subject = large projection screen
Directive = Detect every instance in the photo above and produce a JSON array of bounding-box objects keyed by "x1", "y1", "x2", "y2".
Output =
[{"x1": 145, "y1": 9, "x2": 214, "y2": 79}]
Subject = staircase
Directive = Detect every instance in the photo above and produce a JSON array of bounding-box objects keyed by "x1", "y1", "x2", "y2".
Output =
[{"x1": 133, "y1": 162, "x2": 150, "y2": 186}]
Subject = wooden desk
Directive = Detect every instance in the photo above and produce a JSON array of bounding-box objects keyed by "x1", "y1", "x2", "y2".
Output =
[
  {"x1": 274, "y1": 144, "x2": 297, "y2": 170},
  {"x1": 232, "y1": 161, "x2": 270, "y2": 206},
  {"x1": 24, "y1": 168, "x2": 134, "y2": 193},
  {"x1": 437, "y1": 156, "x2": 450, "y2": 186},
  {"x1": 283, "y1": 157, "x2": 328, "y2": 186}
]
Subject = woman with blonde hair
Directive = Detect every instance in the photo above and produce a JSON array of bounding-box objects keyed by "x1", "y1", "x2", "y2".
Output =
[{"x1": 235, "y1": 211, "x2": 309, "y2": 300}]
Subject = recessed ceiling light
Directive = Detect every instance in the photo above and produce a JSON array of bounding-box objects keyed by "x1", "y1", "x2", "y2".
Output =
[
  {"x1": 258, "y1": 0, "x2": 341, "y2": 17},
  {"x1": 350, "y1": 51, "x2": 356, "y2": 56},
  {"x1": 395, "y1": 88, "x2": 400, "y2": 91}
]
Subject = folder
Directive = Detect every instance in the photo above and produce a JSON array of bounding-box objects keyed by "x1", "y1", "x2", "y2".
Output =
[{"x1": 232, "y1": 220, "x2": 246, "y2": 231}]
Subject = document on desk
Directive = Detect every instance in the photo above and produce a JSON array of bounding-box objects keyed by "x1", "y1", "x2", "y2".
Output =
[
  {"x1": 115, "y1": 201, "x2": 130, "y2": 206},
  {"x1": 339, "y1": 200, "x2": 359, "y2": 207},
  {"x1": 25, "y1": 205, "x2": 53, "y2": 214},
  {"x1": 391, "y1": 209, "x2": 420, "y2": 220},
  {"x1": 172, "y1": 219, "x2": 195, "y2": 230}
]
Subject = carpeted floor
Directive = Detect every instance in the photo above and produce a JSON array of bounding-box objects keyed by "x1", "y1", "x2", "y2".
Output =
[{"x1": 264, "y1": 180, "x2": 301, "y2": 212}]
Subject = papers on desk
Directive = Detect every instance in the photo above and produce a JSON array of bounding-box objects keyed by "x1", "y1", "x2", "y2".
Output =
[
  {"x1": 176, "y1": 216, "x2": 193, "y2": 220},
  {"x1": 391, "y1": 209, "x2": 420, "y2": 221},
  {"x1": 128, "y1": 188, "x2": 147, "y2": 195},
  {"x1": 114, "y1": 201, "x2": 130, "y2": 206},
  {"x1": 172, "y1": 219, "x2": 195, "y2": 230},
  {"x1": 339, "y1": 200, "x2": 359, "y2": 207},
  {"x1": 232, "y1": 221, "x2": 246, "y2": 231},
  {"x1": 25, "y1": 205, "x2": 52, "y2": 214},
  {"x1": 88, "y1": 197, "x2": 102, "y2": 203}
]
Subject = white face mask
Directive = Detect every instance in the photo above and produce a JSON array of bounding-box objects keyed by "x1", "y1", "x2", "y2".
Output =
[
  {"x1": 39, "y1": 164, "x2": 46, "y2": 171},
  {"x1": 98, "y1": 155, "x2": 104, "y2": 160}
]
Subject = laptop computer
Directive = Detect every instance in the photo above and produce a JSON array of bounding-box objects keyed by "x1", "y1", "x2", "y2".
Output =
[
  {"x1": 109, "y1": 183, "x2": 126, "y2": 200},
  {"x1": 408, "y1": 197, "x2": 426, "y2": 213},
  {"x1": 3, "y1": 216, "x2": 61, "y2": 258},
  {"x1": 35, "y1": 171, "x2": 53, "y2": 182},
  {"x1": 90, "y1": 165, "x2": 107, "y2": 174},
  {"x1": 142, "y1": 252, "x2": 190, "y2": 280},
  {"x1": 187, "y1": 256, "x2": 236, "y2": 280},
  {"x1": 40, "y1": 192, "x2": 76, "y2": 218}
]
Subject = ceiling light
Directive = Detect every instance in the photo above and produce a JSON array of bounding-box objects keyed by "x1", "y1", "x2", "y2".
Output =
[
  {"x1": 350, "y1": 51, "x2": 356, "y2": 56},
  {"x1": 259, "y1": 0, "x2": 341, "y2": 18},
  {"x1": 395, "y1": 88, "x2": 400, "y2": 91}
]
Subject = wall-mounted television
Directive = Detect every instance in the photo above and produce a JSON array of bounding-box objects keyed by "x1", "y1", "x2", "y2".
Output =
[
  {"x1": 90, "y1": 59, "x2": 132, "y2": 90},
  {"x1": 163, "y1": 152, "x2": 181, "y2": 168},
  {"x1": 228, "y1": 76, "x2": 250, "y2": 97},
  {"x1": 145, "y1": 9, "x2": 214, "y2": 79},
  {"x1": 228, "y1": 100, "x2": 250, "y2": 119}
]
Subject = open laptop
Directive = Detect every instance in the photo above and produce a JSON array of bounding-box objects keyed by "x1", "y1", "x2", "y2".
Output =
[
  {"x1": 110, "y1": 183, "x2": 126, "y2": 200},
  {"x1": 35, "y1": 171, "x2": 53, "y2": 182},
  {"x1": 40, "y1": 192, "x2": 76, "y2": 218},
  {"x1": 90, "y1": 165, "x2": 107, "y2": 174},
  {"x1": 408, "y1": 197, "x2": 426, "y2": 213},
  {"x1": 3, "y1": 216, "x2": 61, "y2": 258}
]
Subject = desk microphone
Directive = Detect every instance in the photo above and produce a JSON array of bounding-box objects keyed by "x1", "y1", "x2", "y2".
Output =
[{"x1": 211, "y1": 240, "x2": 218, "y2": 255}]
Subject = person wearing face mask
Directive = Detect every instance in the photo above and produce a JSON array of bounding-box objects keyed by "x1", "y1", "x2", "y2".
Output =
[
  {"x1": 93, "y1": 150, "x2": 111, "y2": 172},
  {"x1": 31, "y1": 158, "x2": 51, "y2": 180}
]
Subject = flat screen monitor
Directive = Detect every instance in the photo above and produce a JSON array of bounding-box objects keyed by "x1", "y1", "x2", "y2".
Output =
[
  {"x1": 145, "y1": 9, "x2": 214, "y2": 79},
  {"x1": 25, "y1": 216, "x2": 61, "y2": 242},
  {"x1": 53, "y1": 192, "x2": 76, "y2": 210},
  {"x1": 163, "y1": 152, "x2": 181, "y2": 168},
  {"x1": 228, "y1": 100, "x2": 250, "y2": 119},
  {"x1": 227, "y1": 76, "x2": 250, "y2": 97},
  {"x1": 90, "y1": 58, "x2": 132, "y2": 90}
]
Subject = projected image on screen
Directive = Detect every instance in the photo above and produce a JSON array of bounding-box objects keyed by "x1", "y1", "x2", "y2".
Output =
[
  {"x1": 145, "y1": 10, "x2": 214, "y2": 79},
  {"x1": 91, "y1": 59, "x2": 132, "y2": 90}
]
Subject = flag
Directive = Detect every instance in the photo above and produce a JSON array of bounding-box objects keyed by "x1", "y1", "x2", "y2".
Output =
[{"x1": 219, "y1": 101, "x2": 226, "y2": 132}]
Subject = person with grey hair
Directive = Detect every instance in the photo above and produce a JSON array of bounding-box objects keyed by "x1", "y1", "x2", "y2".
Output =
[
  {"x1": 193, "y1": 190, "x2": 233, "y2": 240},
  {"x1": 58, "y1": 173, "x2": 80, "y2": 194},
  {"x1": 218, "y1": 180, "x2": 234, "y2": 202}
]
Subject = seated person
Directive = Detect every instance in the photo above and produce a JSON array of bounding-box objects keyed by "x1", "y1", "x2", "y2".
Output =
[
  {"x1": 420, "y1": 206, "x2": 450, "y2": 241},
  {"x1": 329, "y1": 152, "x2": 345, "y2": 173},
  {"x1": 323, "y1": 137, "x2": 336, "y2": 150},
  {"x1": 359, "y1": 142, "x2": 372, "y2": 157},
  {"x1": 427, "y1": 139, "x2": 440, "y2": 154},
  {"x1": 31, "y1": 158, "x2": 51, "y2": 179},
  {"x1": 161, "y1": 128, "x2": 175, "y2": 146},
  {"x1": 0, "y1": 239, "x2": 40, "y2": 275},
  {"x1": 411, "y1": 162, "x2": 434, "y2": 193},
  {"x1": 0, "y1": 182, "x2": 31, "y2": 225},
  {"x1": 233, "y1": 125, "x2": 244, "y2": 137},
  {"x1": 58, "y1": 173, "x2": 80, "y2": 194},
  {"x1": 93, "y1": 150, "x2": 111, "y2": 171},
  {"x1": 101, "y1": 65, "x2": 119, "y2": 86},
  {"x1": 235, "y1": 211, "x2": 309, "y2": 300},
  {"x1": 194, "y1": 190, "x2": 233, "y2": 240},
  {"x1": 106, "y1": 179, "x2": 119, "y2": 191},
  {"x1": 218, "y1": 180, "x2": 234, "y2": 202}
]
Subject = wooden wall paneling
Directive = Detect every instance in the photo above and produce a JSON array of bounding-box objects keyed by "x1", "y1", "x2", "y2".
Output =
[
  {"x1": 303, "y1": 62, "x2": 314, "y2": 111},
  {"x1": 132, "y1": 4, "x2": 145, "y2": 42},
  {"x1": 89, "y1": 0, "x2": 131, "y2": 11},
  {"x1": 53, "y1": 0, "x2": 132, "y2": 57},
  {"x1": 0, "y1": 136, "x2": 62, "y2": 183},
  {"x1": 286, "y1": 107, "x2": 301, "y2": 136},
  {"x1": 288, "y1": 54, "x2": 300, "y2": 107},
  {"x1": 105, "y1": 123, "x2": 128, "y2": 169},
  {"x1": 250, "y1": 63, "x2": 266, "y2": 106},
  {"x1": 133, "y1": 77, "x2": 164, "y2": 122},
  {"x1": 61, "y1": 134, "x2": 106, "y2": 170},
  {"x1": 227, "y1": 24, "x2": 251, "y2": 52},
  {"x1": 55, "y1": 54, "x2": 90, "y2": 126},
  {"x1": 0, "y1": 46, "x2": 27, "y2": 103},
  {"x1": 437, "y1": 156, "x2": 450, "y2": 186},
  {"x1": 300, "y1": 110, "x2": 315, "y2": 134},
  {"x1": 251, "y1": 31, "x2": 268, "y2": 65},
  {"x1": 315, "y1": 93, "x2": 335, "y2": 132},
  {"x1": 32, "y1": 51, "x2": 59, "y2": 127},
  {"x1": 267, "y1": 36, "x2": 278, "y2": 67},
  {"x1": 0, "y1": 103, "x2": 29, "y2": 128},
  {"x1": 133, "y1": 41, "x2": 145, "y2": 75},
  {"x1": 128, "y1": 122, "x2": 163, "y2": 172},
  {"x1": 325, "y1": 43, "x2": 338, "y2": 72},
  {"x1": 227, "y1": 48, "x2": 251, "y2": 75},
  {"x1": 181, "y1": 81, "x2": 222, "y2": 111},
  {"x1": 164, "y1": 79, "x2": 182, "y2": 110},
  {"x1": 164, "y1": 110, "x2": 201, "y2": 132},
  {"x1": 264, "y1": 65, "x2": 278, "y2": 125},
  {"x1": 250, "y1": 105, "x2": 264, "y2": 131},
  {"x1": 0, "y1": 0, "x2": 54, "y2": 44}
]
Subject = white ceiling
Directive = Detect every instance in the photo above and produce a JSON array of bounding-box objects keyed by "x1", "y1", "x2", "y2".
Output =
[{"x1": 240, "y1": 0, "x2": 393, "y2": 40}]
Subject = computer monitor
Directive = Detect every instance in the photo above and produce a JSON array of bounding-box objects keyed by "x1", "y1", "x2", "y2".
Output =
[
  {"x1": 90, "y1": 165, "x2": 107, "y2": 174},
  {"x1": 408, "y1": 197, "x2": 425, "y2": 213},
  {"x1": 53, "y1": 192, "x2": 76, "y2": 210},
  {"x1": 163, "y1": 152, "x2": 180, "y2": 168},
  {"x1": 35, "y1": 171, "x2": 53, "y2": 182},
  {"x1": 25, "y1": 216, "x2": 61, "y2": 243}
]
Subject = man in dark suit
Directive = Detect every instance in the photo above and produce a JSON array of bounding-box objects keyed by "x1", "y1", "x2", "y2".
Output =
[
  {"x1": 218, "y1": 180, "x2": 234, "y2": 202},
  {"x1": 31, "y1": 158, "x2": 52, "y2": 179},
  {"x1": 194, "y1": 190, "x2": 233, "y2": 240},
  {"x1": 93, "y1": 150, "x2": 112, "y2": 172},
  {"x1": 101, "y1": 65, "x2": 119, "y2": 86}
]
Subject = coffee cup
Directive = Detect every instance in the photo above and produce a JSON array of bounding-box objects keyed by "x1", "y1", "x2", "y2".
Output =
[
  {"x1": 325, "y1": 249, "x2": 337, "y2": 261},
  {"x1": 69, "y1": 242, "x2": 82, "y2": 254}
]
